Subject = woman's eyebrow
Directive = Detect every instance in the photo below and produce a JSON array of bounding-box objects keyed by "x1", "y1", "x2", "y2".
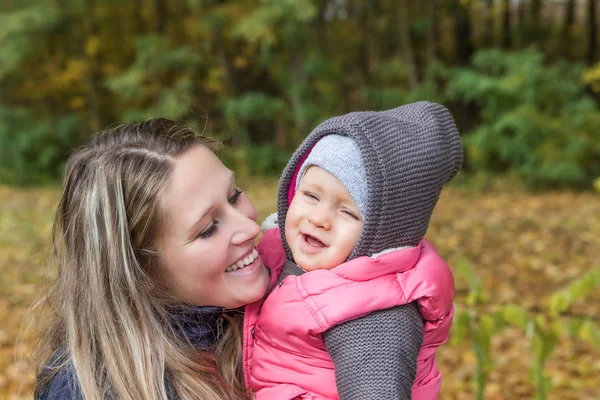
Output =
[
  {"x1": 188, "y1": 172, "x2": 236, "y2": 236},
  {"x1": 188, "y1": 206, "x2": 214, "y2": 236}
]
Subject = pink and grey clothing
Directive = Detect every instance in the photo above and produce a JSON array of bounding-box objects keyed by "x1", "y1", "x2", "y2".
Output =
[
  {"x1": 245, "y1": 229, "x2": 454, "y2": 399},
  {"x1": 244, "y1": 102, "x2": 463, "y2": 399}
]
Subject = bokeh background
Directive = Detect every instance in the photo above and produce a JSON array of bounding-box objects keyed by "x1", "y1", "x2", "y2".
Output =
[{"x1": 1, "y1": 0, "x2": 600, "y2": 399}]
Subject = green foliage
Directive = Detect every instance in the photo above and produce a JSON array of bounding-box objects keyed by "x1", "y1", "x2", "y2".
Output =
[
  {"x1": 232, "y1": 0, "x2": 316, "y2": 50},
  {"x1": 359, "y1": 58, "x2": 411, "y2": 110},
  {"x1": 106, "y1": 34, "x2": 202, "y2": 122},
  {"x1": 452, "y1": 262, "x2": 600, "y2": 399},
  {"x1": 223, "y1": 92, "x2": 286, "y2": 124},
  {"x1": 445, "y1": 49, "x2": 600, "y2": 189},
  {"x1": 221, "y1": 92, "x2": 288, "y2": 148},
  {"x1": 0, "y1": 107, "x2": 83, "y2": 184},
  {"x1": 501, "y1": 303, "x2": 531, "y2": 331},
  {"x1": 456, "y1": 259, "x2": 485, "y2": 305},
  {"x1": 220, "y1": 143, "x2": 291, "y2": 178},
  {"x1": 549, "y1": 267, "x2": 600, "y2": 317},
  {"x1": 1, "y1": 1, "x2": 599, "y2": 189},
  {"x1": 0, "y1": 5, "x2": 60, "y2": 81}
]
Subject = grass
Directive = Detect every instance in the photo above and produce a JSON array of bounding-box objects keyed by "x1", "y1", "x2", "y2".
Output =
[{"x1": 1, "y1": 180, "x2": 599, "y2": 399}]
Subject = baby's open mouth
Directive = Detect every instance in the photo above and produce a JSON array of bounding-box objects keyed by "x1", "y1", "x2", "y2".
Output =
[{"x1": 303, "y1": 233, "x2": 325, "y2": 247}]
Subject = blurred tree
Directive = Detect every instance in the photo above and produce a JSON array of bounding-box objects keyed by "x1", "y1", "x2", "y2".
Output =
[
  {"x1": 452, "y1": 0, "x2": 474, "y2": 64},
  {"x1": 233, "y1": 0, "x2": 317, "y2": 142},
  {"x1": 517, "y1": 0, "x2": 527, "y2": 48},
  {"x1": 1, "y1": 0, "x2": 600, "y2": 186},
  {"x1": 482, "y1": 0, "x2": 495, "y2": 48},
  {"x1": 530, "y1": 0, "x2": 544, "y2": 44},
  {"x1": 154, "y1": 0, "x2": 167, "y2": 34},
  {"x1": 588, "y1": 0, "x2": 597, "y2": 65},
  {"x1": 399, "y1": 0, "x2": 418, "y2": 88},
  {"x1": 501, "y1": 0, "x2": 511, "y2": 49},
  {"x1": 426, "y1": 0, "x2": 438, "y2": 67},
  {"x1": 446, "y1": 49, "x2": 600, "y2": 189},
  {"x1": 561, "y1": 0, "x2": 576, "y2": 57}
]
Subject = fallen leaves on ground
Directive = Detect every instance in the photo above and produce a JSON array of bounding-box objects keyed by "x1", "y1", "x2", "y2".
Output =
[{"x1": 1, "y1": 181, "x2": 598, "y2": 399}]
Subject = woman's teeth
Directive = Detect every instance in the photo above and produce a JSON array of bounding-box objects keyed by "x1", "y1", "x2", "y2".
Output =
[{"x1": 226, "y1": 248, "x2": 258, "y2": 272}]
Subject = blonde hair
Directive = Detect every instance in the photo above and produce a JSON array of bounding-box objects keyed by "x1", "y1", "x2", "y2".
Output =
[{"x1": 33, "y1": 118, "x2": 248, "y2": 399}]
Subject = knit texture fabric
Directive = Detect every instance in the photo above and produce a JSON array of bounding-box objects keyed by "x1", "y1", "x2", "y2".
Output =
[
  {"x1": 295, "y1": 134, "x2": 368, "y2": 218},
  {"x1": 277, "y1": 261, "x2": 423, "y2": 400},
  {"x1": 324, "y1": 305, "x2": 423, "y2": 400},
  {"x1": 277, "y1": 101, "x2": 463, "y2": 259}
]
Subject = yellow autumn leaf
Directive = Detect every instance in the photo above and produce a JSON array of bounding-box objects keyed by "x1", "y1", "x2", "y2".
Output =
[
  {"x1": 69, "y1": 96, "x2": 86, "y2": 110},
  {"x1": 85, "y1": 35, "x2": 101, "y2": 58}
]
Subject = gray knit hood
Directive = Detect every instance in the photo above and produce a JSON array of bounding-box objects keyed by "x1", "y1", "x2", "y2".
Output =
[{"x1": 277, "y1": 101, "x2": 463, "y2": 261}]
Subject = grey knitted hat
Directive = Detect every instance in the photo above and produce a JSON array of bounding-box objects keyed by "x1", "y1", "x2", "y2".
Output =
[
  {"x1": 278, "y1": 101, "x2": 463, "y2": 261},
  {"x1": 295, "y1": 134, "x2": 368, "y2": 218}
]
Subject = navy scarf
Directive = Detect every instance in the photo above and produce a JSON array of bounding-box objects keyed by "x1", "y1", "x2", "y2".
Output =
[{"x1": 169, "y1": 305, "x2": 229, "y2": 349}]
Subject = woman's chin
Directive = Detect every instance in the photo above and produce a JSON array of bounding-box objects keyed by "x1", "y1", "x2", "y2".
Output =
[{"x1": 227, "y1": 264, "x2": 270, "y2": 307}]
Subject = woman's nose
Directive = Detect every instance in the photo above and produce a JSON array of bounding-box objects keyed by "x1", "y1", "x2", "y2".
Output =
[{"x1": 231, "y1": 207, "x2": 261, "y2": 246}]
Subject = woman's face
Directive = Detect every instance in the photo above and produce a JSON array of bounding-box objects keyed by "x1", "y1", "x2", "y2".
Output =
[{"x1": 157, "y1": 145, "x2": 270, "y2": 308}]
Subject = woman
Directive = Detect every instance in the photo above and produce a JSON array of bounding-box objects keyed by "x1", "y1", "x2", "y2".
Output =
[{"x1": 33, "y1": 118, "x2": 271, "y2": 399}]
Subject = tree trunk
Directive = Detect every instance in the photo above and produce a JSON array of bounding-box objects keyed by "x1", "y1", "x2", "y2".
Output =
[
  {"x1": 561, "y1": 0, "x2": 576, "y2": 54},
  {"x1": 274, "y1": 118, "x2": 287, "y2": 151},
  {"x1": 530, "y1": 0, "x2": 543, "y2": 43},
  {"x1": 132, "y1": 0, "x2": 146, "y2": 34},
  {"x1": 517, "y1": 0, "x2": 527, "y2": 48},
  {"x1": 283, "y1": 33, "x2": 308, "y2": 142},
  {"x1": 501, "y1": 0, "x2": 511, "y2": 49},
  {"x1": 83, "y1": 0, "x2": 106, "y2": 131},
  {"x1": 213, "y1": 26, "x2": 238, "y2": 98},
  {"x1": 426, "y1": 0, "x2": 438, "y2": 67},
  {"x1": 154, "y1": 0, "x2": 167, "y2": 34},
  {"x1": 482, "y1": 0, "x2": 494, "y2": 48},
  {"x1": 453, "y1": 0, "x2": 474, "y2": 65},
  {"x1": 211, "y1": 23, "x2": 242, "y2": 145},
  {"x1": 399, "y1": 0, "x2": 418, "y2": 88},
  {"x1": 588, "y1": 0, "x2": 598, "y2": 64},
  {"x1": 354, "y1": 0, "x2": 372, "y2": 84}
]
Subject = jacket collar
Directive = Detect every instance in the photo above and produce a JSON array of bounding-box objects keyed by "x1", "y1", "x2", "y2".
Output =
[{"x1": 169, "y1": 305, "x2": 227, "y2": 349}]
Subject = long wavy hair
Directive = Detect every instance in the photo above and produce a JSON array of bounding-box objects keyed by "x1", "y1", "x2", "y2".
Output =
[{"x1": 33, "y1": 118, "x2": 248, "y2": 399}]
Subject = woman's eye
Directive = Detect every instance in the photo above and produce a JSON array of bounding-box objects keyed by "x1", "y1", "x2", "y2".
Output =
[
  {"x1": 198, "y1": 219, "x2": 219, "y2": 239},
  {"x1": 229, "y1": 188, "x2": 243, "y2": 205}
]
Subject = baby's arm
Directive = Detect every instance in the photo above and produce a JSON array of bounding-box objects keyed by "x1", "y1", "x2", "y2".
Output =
[{"x1": 323, "y1": 302, "x2": 423, "y2": 400}]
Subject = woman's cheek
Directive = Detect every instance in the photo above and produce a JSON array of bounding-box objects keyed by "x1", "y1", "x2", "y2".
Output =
[{"x1": 242, "y1": 198, "x2": 257, "y2": 221}]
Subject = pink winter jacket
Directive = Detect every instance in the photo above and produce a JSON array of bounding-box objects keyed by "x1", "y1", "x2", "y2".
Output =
[{"x1": 243, "y1": 228, "x2": 454, "y2": 400}]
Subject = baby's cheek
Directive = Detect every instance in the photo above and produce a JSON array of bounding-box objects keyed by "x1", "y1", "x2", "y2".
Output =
[{"x1": 284, "y1": 223, "x2": 294, "y2": 245}]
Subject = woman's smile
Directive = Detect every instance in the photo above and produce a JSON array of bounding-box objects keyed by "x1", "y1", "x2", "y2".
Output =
[{"x1": 225, "y1": 248, "x2": 260, "y2": 273}]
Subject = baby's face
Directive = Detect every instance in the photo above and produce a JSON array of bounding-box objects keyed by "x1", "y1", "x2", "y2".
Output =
[{"x1": 285, "y1": 166, "x2": 364, "y2": 271}]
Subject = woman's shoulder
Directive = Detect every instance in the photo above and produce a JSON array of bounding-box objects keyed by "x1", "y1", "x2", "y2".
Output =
[
  {"x1": 36, "y1": 354, "x2": 180, "y2": 400},
  {"x1": 36, "y1": 362, "x2": 82, "y2": 400}
]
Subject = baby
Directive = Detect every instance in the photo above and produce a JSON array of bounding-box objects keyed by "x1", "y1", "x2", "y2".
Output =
[{"x1": 246, "y1": 101, "x2": 463, "y2": 399}]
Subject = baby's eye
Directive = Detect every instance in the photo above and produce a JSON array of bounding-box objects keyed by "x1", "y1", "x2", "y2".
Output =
[
  {"x1": 342, "y1": 209, "x2": 360, "y2": 220},
  {"x1": 303, "y1": 191, "x2": 319, "y2": 201}
]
